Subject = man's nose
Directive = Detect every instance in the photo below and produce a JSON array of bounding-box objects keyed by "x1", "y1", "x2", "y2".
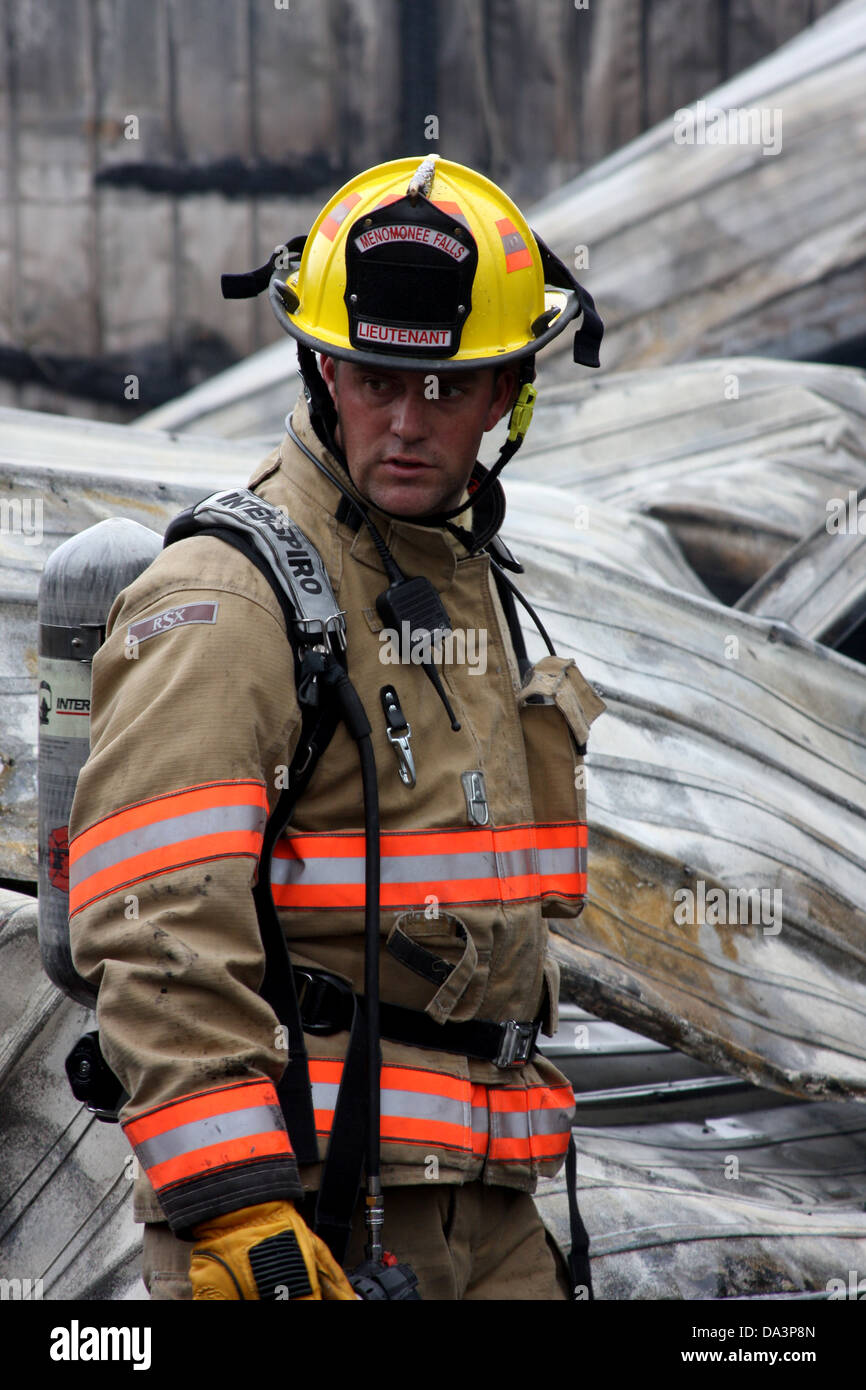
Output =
[{"x1": 389, "y1": 386, "x2": 430, "y2": 444}]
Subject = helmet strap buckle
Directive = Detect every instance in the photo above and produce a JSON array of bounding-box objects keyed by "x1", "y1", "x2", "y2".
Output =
[{"x1": 507, "y1": 381, "x2": 538, "y2": 444}]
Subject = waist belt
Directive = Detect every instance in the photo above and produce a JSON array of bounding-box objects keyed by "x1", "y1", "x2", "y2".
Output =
[{"x1": 295, "y1": 968, "x2": 540, "y2": 1069}]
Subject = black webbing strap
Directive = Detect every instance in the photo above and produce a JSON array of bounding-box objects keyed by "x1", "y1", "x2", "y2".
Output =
[
  {"x1": 312, "y1": 999, "x2": 370, "y2": 1262},
  {"x1": 532, "y1": 231, "x2": 604, "y2": 369},
  {"x1": 220, "y1": 234, "x2": 307, "y2": 301},
  {"x1": 566, "y1": 1135, "x2": 594, "y2": 1300},
  {"x1": 491, "y1": 560, "x2": 533, "y2": 680},
  {"x1": 253, "y1": 698, "x2": 341, "y2": 1164},
  {"x1": 379, "y1": 1000, "x2": 538, "y2": 1065},
  {"x1": 297, "y1": 343, "x2": 344, "y2": 460}
]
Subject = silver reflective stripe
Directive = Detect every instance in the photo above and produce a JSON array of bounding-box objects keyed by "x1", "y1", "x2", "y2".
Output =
[
  {"x1": 310, "y1": 1076, "x2": 570, "y2": 1153},
  {"x1": 272, "y1": 840, "x2": 581, "y2": 890},
  {"x1": 312, "y1": 1080, "x2": 470, "y2": 1131},
  {"x1": 71, "y1": 802, "x2": 266, "y2": 886},
  {"x1": 497, "y1": 847, "x2": 538, "y2": 881},
  {"x1": 272, "y1": 849, "x2": 499, "y2": 888},
  {"x1": 379, "y1": 1090, "x2": 469, "y2": 1127},
  {"x1": 538, "y1": 845, "x2": 585, "y2": 878},
  {"x1": 134, "y1": 1103, "x2": 284, "y2": 1172},
  {"x1": 492, "y1": 1104, "x2": 576, "y2": 1141},
  {"x1": 311, "y1": 1080, "x2": 341, "y2": 1112}
]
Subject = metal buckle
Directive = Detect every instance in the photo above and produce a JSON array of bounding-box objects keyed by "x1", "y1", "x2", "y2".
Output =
[
  {"x1": 507, "y1": 382, "x2": 537, "y2": 443},
  {"x1": 294, "y1": 970, "x2": 314, "y2": 1008},
  {"x1": 294, "y1": 968, "x2": 354, "y2": 1035},
  {"x1": 495, "y1": 1020, "x2": 536, "y2": 1068}
]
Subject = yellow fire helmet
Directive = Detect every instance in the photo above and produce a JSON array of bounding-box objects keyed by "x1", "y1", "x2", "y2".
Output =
[
  {"x1": 224, "y1": 154, "x2": 601, "y2": 374},
  {"x1": 221, "y1": 154, "x2": 602, "y2": 521}
]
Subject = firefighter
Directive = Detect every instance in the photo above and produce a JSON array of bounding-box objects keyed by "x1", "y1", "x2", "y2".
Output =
[{"x1": 68, "y1": 155, "x2": 605, "y2": 1300}]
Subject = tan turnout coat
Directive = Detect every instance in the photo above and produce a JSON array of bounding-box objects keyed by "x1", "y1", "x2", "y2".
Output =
[{"x1": 69, "y1": 393, "x2": 605, "y2": 1236}]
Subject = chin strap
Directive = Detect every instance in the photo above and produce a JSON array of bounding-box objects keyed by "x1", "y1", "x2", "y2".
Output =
[{"x1": 296, "y1": 343, "x2": 345, "y2": 462}]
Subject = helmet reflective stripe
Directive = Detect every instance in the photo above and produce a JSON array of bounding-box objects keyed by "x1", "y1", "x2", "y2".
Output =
[
  {"x1": 495, "y1": 217, "x2": 533, "y2": 272},
  {"x1": 430, "y1": 200, "x2": 469, "y2": 227},
  {"x1": 319, "y1": 191, "x2": 362, "y2": 243}
]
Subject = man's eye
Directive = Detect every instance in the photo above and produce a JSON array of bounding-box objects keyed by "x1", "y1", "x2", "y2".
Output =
[{"x1": 439, "y1": 383, "x2": 466, "y2": 399}]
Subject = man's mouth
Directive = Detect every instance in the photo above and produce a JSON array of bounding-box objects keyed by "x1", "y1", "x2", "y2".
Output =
[{"x1": 381, "y1": 457, "x2": 433, "y2": 474}]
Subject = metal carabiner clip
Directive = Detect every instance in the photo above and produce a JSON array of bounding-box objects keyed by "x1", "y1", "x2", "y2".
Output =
[
  {"x1": 380, "y1": 685, "x2": 417, "y2": 788},
  {"x1": 386, "y1": 722, "x2": 417, "y2": 788}
]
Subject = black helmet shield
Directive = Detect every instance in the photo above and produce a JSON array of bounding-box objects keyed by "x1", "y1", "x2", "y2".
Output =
[{"x1": 343, "y1": 195, "x2": 478, "y2": 360}]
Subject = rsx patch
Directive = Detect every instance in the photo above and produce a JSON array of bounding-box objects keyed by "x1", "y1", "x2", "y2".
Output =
[{"x1": 127, "y1": 601, "x2": 219, "y2": 645}]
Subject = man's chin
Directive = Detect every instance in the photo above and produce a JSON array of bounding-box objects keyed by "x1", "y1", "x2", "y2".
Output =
[{"x1": 366, "y1": 482, "x2": 455, "y2": 519}]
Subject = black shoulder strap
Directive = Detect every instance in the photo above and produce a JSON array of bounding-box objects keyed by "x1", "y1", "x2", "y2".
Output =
[
  {"x1": 163, "y1": 500, "x2": 346, "y2": 1163},
  {"x1": 490, "y1": 559, "x2": 533, "y2": 680}
]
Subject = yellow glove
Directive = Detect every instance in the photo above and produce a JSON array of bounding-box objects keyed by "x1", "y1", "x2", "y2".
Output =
[{"x1": 190, "y1": 1200, "x2": 358, "y2": 1301}]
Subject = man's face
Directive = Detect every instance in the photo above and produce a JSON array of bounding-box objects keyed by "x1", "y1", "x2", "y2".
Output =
[{"x1": 320, "y1": 356, "x2": 517, "y2": 518}]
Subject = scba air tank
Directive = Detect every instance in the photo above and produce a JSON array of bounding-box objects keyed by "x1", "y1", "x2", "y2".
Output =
[{"x1": 37, "y1": 518, "x2": 163, "y2": 1006}]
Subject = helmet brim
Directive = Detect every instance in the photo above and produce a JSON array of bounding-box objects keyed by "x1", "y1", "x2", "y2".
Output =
[{"x1": 268, "y1": 278, "x2": 581, "y2": 374}]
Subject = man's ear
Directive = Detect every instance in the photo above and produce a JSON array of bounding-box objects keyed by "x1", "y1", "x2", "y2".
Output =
[
  {"x1": 320, "y1": 354, "x2": 338, "y2": 404},
  {"x1": 483, "y1": 367, "x2": 519, "y2": 432}
]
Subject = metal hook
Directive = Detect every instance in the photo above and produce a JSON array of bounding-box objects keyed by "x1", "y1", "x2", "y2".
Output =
[{"x1": 380, "y1": 685, "x2": 417, "y2": 788}]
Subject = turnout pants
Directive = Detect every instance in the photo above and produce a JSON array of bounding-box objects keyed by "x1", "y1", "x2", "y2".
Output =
[{"x1": 142, "y1": 1182, "x2": 572, "y2": 1301}]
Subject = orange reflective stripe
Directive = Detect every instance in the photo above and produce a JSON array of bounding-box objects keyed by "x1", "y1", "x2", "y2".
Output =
[
  {"x1": 308, "y1": 1062, "x2": 573, "y2": 1163},
  {"x1": 431, "y1": 199, "x2": 468, "y2": 227},
  {"x1": 540, "y1": 876, "x2": 585, "y2": 899},
  {"x1": 272, "y1": 822, "x2": 586, "y2": 911},
  {"x1": 495, "y1": 216, "x2": 533, "y2": 272},
  {"x1": 123, "y1": 1079, "x2": 292, "y2": 1193},
  {"x1": 69, "y1": 779, "x2": 268, "y2": 916},
  {"x1": 309, "y1": 1059, "x2": 343, "y2": 1085},
  {"x1": 284, "y1": 826, "x2": 565, "y2": 859},
  {"x1": 71, "y1": 782, "x2": 265, "y2": 858},
  {"x1": 310, "y1": 1058, "x2": 476, "y2": 1154},
  {"x1": 379, "y1": 1065, "x2": 471, "y2": 1100},
  {"x1": 379, "y1": 1115, "x2": 475, "y2": 1149},
  {"x1": 320, "y1": 191, "x2": 361, "y2": 241},
  {"x1": 488, "y1": 1132, "x2": 572, "y2": 1162},
  {"x1": 536, "y1": 824, "x2": 588, "y2": 850},
  {"x1": 71, "y1": 831, "x2": 261, "y2": 914},
  {"x1": 125, "y1": 1078, "x2": 277, "y2": 1146},
  {"x1": 488, "y1": 1083, "x2": 575, "y2": 1114},
  {"x1": 487, "y1": 1084, "x2": 575, "y2": 1163},
  {"x1": 537, "y1": 824, "x2": 587, "y2": 891},
  {"x1": 146, "y1": 1129, "x2": 291, "y2": 1191}
]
